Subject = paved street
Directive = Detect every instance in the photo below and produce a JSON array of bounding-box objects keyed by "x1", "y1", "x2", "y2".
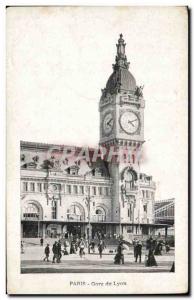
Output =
[{"x1": 21, "y1": 244, "x2": 174, "y2": 273}]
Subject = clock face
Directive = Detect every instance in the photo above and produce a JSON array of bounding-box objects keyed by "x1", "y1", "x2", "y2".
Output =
[
  {"x1": 103, "y1": 112, "x2": 114, "y2": 135},
  {"x1": 119, "y1": 111, "x2": 140, "y2": 135}
]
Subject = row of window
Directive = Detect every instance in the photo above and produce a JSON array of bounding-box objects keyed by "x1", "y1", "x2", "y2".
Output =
[
  {"x1": 22, "y1": 182, "x2": 111, "y2": 196},
  {"x1": 23, "y1": 202, "x2": 106, "y2": 221},
  {"x1": 142, "y1": 190, "x2": 154, "y2": 200},
  {"x1": 23, "y1": 182, "x2": 47, "y2": 192}
]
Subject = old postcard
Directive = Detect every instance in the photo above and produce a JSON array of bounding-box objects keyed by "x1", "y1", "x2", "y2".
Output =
[{"x1": 6, "y1": 6, "x2": 188, "y2": 294}]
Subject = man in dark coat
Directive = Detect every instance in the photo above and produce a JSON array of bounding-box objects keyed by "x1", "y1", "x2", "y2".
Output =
[
  {"x1": 135, "y1": 241, "x2": 142, "y2": 263},
  {"x1": 57, "y1": 241, "x2": 62, "y2": 263},
  {"x1": 43, "y1": 244, "x2": 50, "y2": 262},
  {"x1": 117, "y1": 242, "x2": 125, "y2": 264},
  {"x1": 52, "y1": 241, "x2": 58, "y2": 263},
  {"x1": 98, "y1": 240, "x2": 104, "y2": 258},
  {"x1": 133, "y1": 238, "x2": 138, "y2": 258}
]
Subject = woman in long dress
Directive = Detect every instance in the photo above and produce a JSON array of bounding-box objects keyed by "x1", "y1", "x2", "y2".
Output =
[
  {"x1": 147, "y1": 249, "x2": 158, "y2": 266},
  {"x1": 145, "y1": 237, "x2": 157, "y2": 267}
]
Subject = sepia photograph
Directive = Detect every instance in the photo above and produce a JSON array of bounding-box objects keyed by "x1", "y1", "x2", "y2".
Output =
[{"x1": 6, "y1": 5, "x2": 188, "y2": 294}]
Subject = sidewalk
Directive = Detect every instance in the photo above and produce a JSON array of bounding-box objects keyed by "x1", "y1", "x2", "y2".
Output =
[{"x1": 21, "y1": 245, "x2": 174, "y2": 273}]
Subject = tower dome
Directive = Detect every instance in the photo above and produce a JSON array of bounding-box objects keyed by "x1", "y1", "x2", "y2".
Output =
[{"x1": 105, "y1": 34, "x2": 136, "y2": 94}]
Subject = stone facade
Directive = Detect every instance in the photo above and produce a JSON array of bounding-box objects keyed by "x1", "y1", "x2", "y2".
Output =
[{"x1": 20, "y1": 34, "x2": 157, "y2": 239}]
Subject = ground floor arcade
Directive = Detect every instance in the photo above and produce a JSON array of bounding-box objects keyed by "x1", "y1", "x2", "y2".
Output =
[{"x1": 21, "y1": 220, "x2": 171, "y2": 239}]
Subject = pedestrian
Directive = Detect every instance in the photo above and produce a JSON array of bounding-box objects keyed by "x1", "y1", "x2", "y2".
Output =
[
  {"x1": 21, "y1": 241, "x2": 24, "y2": 254},
  {"x1": 43, "y1": 244, "x2": 50, "y2": 262},
  {"x1": 52, "y1": 241, "x2": 58, "y2": 263},
  {"x1": 89, "y1": 240, "x2": 96, "y2": 253},
  {"x1": 114, "y1": 242, "x2": 125, "y2": 264},
  {"x1": 145, "y1": 236, "x2": 157, "y2": 267},
  {"x1": 57, "y1": 241, "x2": 62, "y2": 263},
  {"x1": 98, "y1": 240, "x2": 104, "y2": 258},
  {"x1": 165, "y1": 241, "x2": 170, "y2": 253},
  {"x1": 75, "y1": 238, "x2": 79, "y2": 252},
  {"x1": 63, "y1": 239, "x2": 69, "y2": 255},
  {"x1": 40, "y1": 237, "x2": 44, "y2": 246},
  {"x1": 155, "y1": 240, "x2": 163, "y2": 255},
  {"x1": 133, "y1": 238, "x2": 138, "y2": 258},
  {"x1": 70, "y1": 241, "x2": 76, "y2": 254},
  {"x1": 170, "y1": 261, "x2": 175, "y2": 272},
  {"x1": 135, "y1": 240, "x2": 142, "y2": 263},
  {"x1": 146, "y1": 248, "x2": 158, "y2": 266},
  {"x1": 79, "y1": 238, "x2": 85, "y2": 258}
]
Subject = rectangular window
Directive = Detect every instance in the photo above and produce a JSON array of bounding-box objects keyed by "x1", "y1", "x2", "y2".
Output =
[
  {"x1": 43, "y1": 183, "x2": 48, "y2": 191},
  {"x1": 128, "y1": 204, "x2": 132, "y2": 220},
  {"x1": 143, "y1": 204, "x2": 147, "y2": 213},
  {"x1": 37, "y1": 183, "x2": 42, "y2": 192},
  {"x1": 30, "y1": 182, "x2": 35, "y2": 192},
  {"x1": 23, "y1": 182, "x2": 28, "y2": 192},
  {"x1": 79, "y1": 186, "x2": 84, "y2": 195},
  {"x1": 142, "y1": 190, "x2": 145, "y2": 198},
  {"x1": 98, "y1": 187, "x2": 102, "y2": 195},
  {"x1": 73, "y1": 185, "x2": 78, "y2": 194},
  {"x1": 105, "y1": 187, "x2": 109, "y2": 196},
  {"x1": 67, "y1": 185, "x2": 71, "y2": 194},
  {"x1": 87, "y1": 186, "x2": 90, "y2": 195},
  {"x1": 146, "y1": 190, "x2": 149, "y2": 198},
  {"x1": 51, "y1": 201, "x2": 57, "y2": 219},
  {"x1": 92, "y1": 186, "x2": 96, "y2": 195}
]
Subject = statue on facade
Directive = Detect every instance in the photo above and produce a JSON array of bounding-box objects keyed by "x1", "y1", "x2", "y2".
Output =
[{"x1": 135, "y1": 85, "x2": 144, "y2": 98}]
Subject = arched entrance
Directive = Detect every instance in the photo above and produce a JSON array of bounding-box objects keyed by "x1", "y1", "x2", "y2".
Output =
[
  {"x1": 22, "y1": 201, "x2": 43, "y2": 238},
  {"x1": 66, "y1": 203, "x2": 85, "y2": 238},
  {"x1": 92, "y1": 206, "x2": 107, "y2": 238}
]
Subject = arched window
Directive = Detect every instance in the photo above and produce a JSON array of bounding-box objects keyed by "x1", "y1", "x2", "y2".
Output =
[
  {"x1": 23, "y1": 203, "x2": 40, "y2": 220},
  {"x1": 95, "y1": 207, "x2": 106, "y2": 222},
  {"x1": 67, "y1": 204, "x2": 84, "y2": 221},
  {"x1": 122, "y1": 167, "x2": 137, "y2": 191}
]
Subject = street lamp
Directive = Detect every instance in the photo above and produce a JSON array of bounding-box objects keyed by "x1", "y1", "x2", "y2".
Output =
[{"x1": 84, "y1": 187, "x2": 94, "y2": 253}]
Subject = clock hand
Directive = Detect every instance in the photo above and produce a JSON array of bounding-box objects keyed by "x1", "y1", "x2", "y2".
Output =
[
  {"x1": 130, "y1": 119, "x2": 138, "y2": 123},
  {"x1": 128, "y1": 120, "x2": 135, "y2": 127},
  {"x1": 107, "y1": 119, "x2": 113, "y2": 126}
]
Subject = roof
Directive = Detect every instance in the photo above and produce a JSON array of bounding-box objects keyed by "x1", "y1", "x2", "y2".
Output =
[{"x1": 106, "y1": 68, "x2": 136, "y2": 94}]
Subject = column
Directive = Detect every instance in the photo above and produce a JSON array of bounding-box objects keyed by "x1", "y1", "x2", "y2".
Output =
[
  {"x1": 59, "y1": 224, "x2": 62, "y2": 236},
  {"x1": 122, "y1": 225, "x2": 127, "y2": 239},
  {"x1": 165, "y1": 227, "x2": 168, "y2": 238},
  {"x1": 148, "y1": 226, "x2": 151, "y2": 236},
  {"x1": 62, "y1": 224, "x2": 67, "y2": 233},
  {"x1": 42, "y1": 223, "x2": 46, "y2": 238},
  {"x1": 84, "y1": 225, "x2": 88, "y2": 238},
  {"x1": 132, "y1": 225, "x2": 136, "y2": 235},
  {"x1": 86, "y1": 224, "x2": 92, "y2": 239}
]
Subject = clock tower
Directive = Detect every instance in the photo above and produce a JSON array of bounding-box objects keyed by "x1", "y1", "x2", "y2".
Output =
[
  {"x1": 99, "y1": 34, "x2": 146, "y2": 234},
  {"x1": 99, "y1": 33, "x2": 145, "y2": 148}
]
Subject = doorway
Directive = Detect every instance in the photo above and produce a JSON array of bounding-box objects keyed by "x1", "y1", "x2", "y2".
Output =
[
  {"x1": 67, "y1": 224, "x2": 82, "y2": 237},
  {"x1": 22, "y1": 221, "x2": 39, "y2": 238}
]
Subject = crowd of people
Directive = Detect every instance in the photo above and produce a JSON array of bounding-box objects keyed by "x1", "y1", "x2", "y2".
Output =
[
  {"x1": 113, "y1": 237, "x2": 171, "y2": 266},
  {"x1": 21, "y1": 234, "x2": 172, "y2": 269},
  {"x1": 41, "y1": 237, "x2": 107, "y2": 263}
]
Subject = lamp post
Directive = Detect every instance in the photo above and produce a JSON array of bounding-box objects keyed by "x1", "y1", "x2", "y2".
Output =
[
  {"x1": 84, "y1": 187, "x2": 94, "y2": 253},
  {"x1": 119, "y1": 202, "x2": 122, "y2": 238}
]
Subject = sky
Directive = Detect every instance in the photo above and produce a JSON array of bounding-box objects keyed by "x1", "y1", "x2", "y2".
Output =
[{"x1": 7, "y1": 6, "x2": 188, "y2": 200}]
